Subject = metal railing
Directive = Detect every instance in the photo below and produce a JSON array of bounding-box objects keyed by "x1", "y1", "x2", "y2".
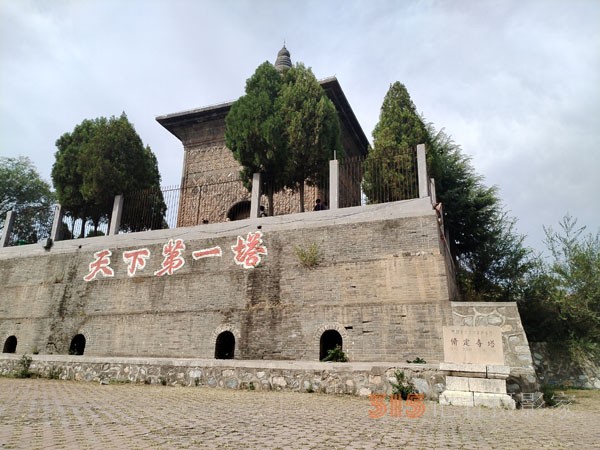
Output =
[
  {"x1": 1, "y1": 205, "x2": 54, "y2": 246},
  {"x1": 340, "y1": 151, "x2": 419, "y2": 205},
  {"x1": 2, "y1": 150, "x2": 423, "y2": 246}
]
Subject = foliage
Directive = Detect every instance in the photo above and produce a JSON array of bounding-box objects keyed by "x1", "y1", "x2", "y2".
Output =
[
  {"x1": 51, "y1": 113, "x2": 165, "y2": 236},
  {"x1": 363, "y1": 81, "x2": 533, "y2": 302},
  {"x1": 391, "y1": 370, "x2": 416, "y2": 399},
  {"x1": 427, "y1": 126, "x2": 534, "y2": 302},
  {"x1": 0, "y1": 156, "x2": 55, "y2": 244},
  {"x1": 294, "y1": 242, "x2": 323, "y2": 268},
  {"x1": 540, "y1": 385, "x2": 558, "y2": 407},
  {"x1": 47, "y1": 367, "x2": 61, "y2": 380},
  {"x1": 225, "y1": 62, "x2": 288, "y2": 215},
  {"x1": 519, "y1": 215, "x2": 600, "y2": 361},
  {"x1": 362, "y1": 82, "x2": 428, "y2": 203},
  {"x1": 544, "y1": 215, "x2": 600, "y2": 345},
  {"x1": 226, "y1": 62, "x2": 341, "y2": 213},
  {"x1": 279, "y1": 63, "x2": 341, "y2": 211},
  {"x1": 15, "y1": 354, "x2": 33, "y2": 379},
  {"x1": 406, "y1": 357, "x2": 426, "y2": 364},
  {"x1": 322, "y1": 345, "x2": 348, "y2": 362}
]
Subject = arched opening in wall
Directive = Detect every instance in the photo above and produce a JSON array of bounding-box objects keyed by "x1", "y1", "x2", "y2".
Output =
[
  {"x1": 215, "y1": 331, "x2": 235, "y2": 359},
  {"x1": 2, "y1": 336, "x2": 17, "y2": 353},
  {"x1": 320, "y1": 330, "x2": 343, "y2": 361},
  {"x1": 227, "y1": 201, "x2": 251, "y2": 221},
  {"x1": 69, "y1": 334, "x2": 86, "y2": 355}
]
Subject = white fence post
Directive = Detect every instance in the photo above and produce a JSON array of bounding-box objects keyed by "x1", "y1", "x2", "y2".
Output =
[
  {"x1": 108, "y1": 195, "x2": 124, "y2": 235},
  {"x1": 50, "y1": 204, "x2": 65, "y2": 242},
  {"x1": 329, "y1": 159, "x2": 339, "y2": 210},
  {"x1": 250, "y1": 173, "x2": 262, "y2": 218},
  {"x1": 417, "y1": 144, "x2": 429, "y2": 198},
  {"x1": 0, "y1": 210, "x2": 15, "y2": 247}
]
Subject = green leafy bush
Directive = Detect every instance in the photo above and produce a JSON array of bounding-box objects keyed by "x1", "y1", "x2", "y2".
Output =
[
  {"x1": 406, "y1": 357, "x2": 426, "y2": 364},
  {"x1": 322, "y1": 345, "x2": 348, "y2": 362},
  {"x1": 294, "y1": 243, "x2": 323, "y2": 268},
  {"x1": 15, "y1": 354, "x2": 33, "y2": 379},
  {"x1": 391, "y1": 370, "x2": 416, "y2": 399}
]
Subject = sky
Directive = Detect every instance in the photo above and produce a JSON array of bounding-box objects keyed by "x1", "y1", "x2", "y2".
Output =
[{"x1": 1, "y1": 0, "x2": 599, "y2": 254}]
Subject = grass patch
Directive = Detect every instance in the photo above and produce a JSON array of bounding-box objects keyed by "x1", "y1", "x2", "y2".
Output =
[{"x1": 294, "y1": 243, "x2": 323, "y2": 268}]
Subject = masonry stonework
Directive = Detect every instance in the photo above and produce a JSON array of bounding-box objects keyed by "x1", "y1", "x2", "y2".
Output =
[
  {"x1": 1, "y1": 200, "x2": 453, "y2": 363},
  {"x1": 157, "y1": 76, "x2": 370, "y2": 226}
]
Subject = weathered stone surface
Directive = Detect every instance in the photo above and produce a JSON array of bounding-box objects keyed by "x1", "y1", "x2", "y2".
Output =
[
  {"x1": 473, "y1": 392, "x2": 515, "y2": 409},
  {"x1": 443, "y1": 326, "x2": 504, "y2": 365},
  {"x1": 0, "y1": 201, "x2": 452, "y2": 364},
  {"x1": 468, "y1": 377, "x2": 507, "y2": 394},
  {"x1": 449, "y1": 302, "x2": 539, "y2": 390},
  {"x1": 0, "y1": 355, "x2": 451, "y2": 400},
  {"x1": 529, "y1": 342, "x2": 600, "y2": 389},
  {"x1": 446, "y1": 376, "x2": 469, "y2": 391},
  {"x1": 439, "y1": 390, "x2": 474, "y2": 407},
  {"x1": 486, "y1": 365, "x2": 510, "y2": 379},
  {"x1": 358, "y1": 387, "x2": 371, "y2": 396},
  {"x1": 440, "y1": 363, "x2": 487, "y2": 375}
]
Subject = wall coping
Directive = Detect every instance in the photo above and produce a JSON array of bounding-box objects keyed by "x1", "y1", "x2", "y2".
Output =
[
  {"x1": 451, "y1": 301, "x2": 519, "y2": 307},
  {"x1": 0, "y1": 198, "x2": 435, "y2": 259},
  {"x1": 0, "y1": 354, "x2": 439, "y2": 372}
]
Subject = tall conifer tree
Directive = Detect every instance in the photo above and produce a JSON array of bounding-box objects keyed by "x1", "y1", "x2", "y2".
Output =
[{"x1": 363, "y1": 82, "x2": 428, "y2": 203}]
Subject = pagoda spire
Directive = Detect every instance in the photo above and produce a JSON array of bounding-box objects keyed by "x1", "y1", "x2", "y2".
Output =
[{"x1": 274, "y1": 44, "x2": 292, "y2": 72}]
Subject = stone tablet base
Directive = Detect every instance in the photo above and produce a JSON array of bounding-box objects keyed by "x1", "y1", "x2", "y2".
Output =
[
  {"x1": 439, "y1": 363, "x2": 516, "y2": 409},
  {"x1": 439, "y1": 391, "x2": 516, "y2": 409}
]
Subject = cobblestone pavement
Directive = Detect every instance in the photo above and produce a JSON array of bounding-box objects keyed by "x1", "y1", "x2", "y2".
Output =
[{"x1": 1, "y1": 379, "x2": 599, "y2": 450}]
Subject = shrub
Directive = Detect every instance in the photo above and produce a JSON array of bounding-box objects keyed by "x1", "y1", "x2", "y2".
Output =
[
  {"x1": 391, "y1": 370, "x2": 416, "y2": 399},
  {"x1": 406, "y1": 357, "x2": 426, "y2": 364},
  {"x1": 294, "y1": 243, "x2": 322, "y2": 268},
  {"x1": 322, "y1": 345, "x2": 348, "y2": 362},
  {"x1": 15, "y1": 354, "x2": 33, "y2": 379}
]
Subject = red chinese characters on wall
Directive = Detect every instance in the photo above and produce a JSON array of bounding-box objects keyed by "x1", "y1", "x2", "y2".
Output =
[
  {"x1": 192, "y1": 246, "x2": 222, "y2": 260},
  {"x1": 122, "y1": 248, "x2": 151, "y2": 277},
  {"x1": 154, "y1": 239, "x2": 186, "y2": 276},
  {"x1": 83, "y1": 233, "x2": 268, "y2": 282},
  {"x1": 231, "y1": 231, "x2": 268, "y2": 269},
  {"x1": 83, "y1": 249, "x2": 115, "y2": 281}
]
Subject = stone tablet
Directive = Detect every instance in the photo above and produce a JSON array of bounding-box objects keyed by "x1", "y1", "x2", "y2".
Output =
[{"x1": 443, "y1": 326, "x2": 504, "y2": 365}]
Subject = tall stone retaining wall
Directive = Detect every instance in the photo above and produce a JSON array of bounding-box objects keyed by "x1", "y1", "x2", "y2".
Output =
[{"x1": 0, "y1": 199, "x2": 454, "y2": 364}]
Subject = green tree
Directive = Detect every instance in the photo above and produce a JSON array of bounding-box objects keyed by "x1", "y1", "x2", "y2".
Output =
[
  {"x1": 279, "y1": 63, "x2": 341, "y2": 211},
  {"x1": 363, "y1": 82, "x2": 428, "y2": 203},
  {"x1": 225, "y1": 62, "x2": 288, "y2": 215},
  {"x1": 427, "y1": 126, "x2": 533, "y2": 301},
  {"x1": 518, "y1": 215, "x2": 600, "y2": 362},
  {"x1": 364, "y1": 81, "x2": 532, "y2": 301},
  {"x1": 0, "y1": 156, "x2": 55, "y2": 244},
  {"x1": 52, "y1": 113, "x2": 165, "y2": 236},
  {"x1": 545, "y1": 215, "x2": 600, "y2": 354},
  {"x1": 225, "y1": 61, "x2": 341, "y2": 214}
]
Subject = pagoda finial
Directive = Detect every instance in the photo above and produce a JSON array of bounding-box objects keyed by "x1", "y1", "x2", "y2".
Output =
[{"x1": 274, "y1": 44, "x2": 292, "y2": 73}]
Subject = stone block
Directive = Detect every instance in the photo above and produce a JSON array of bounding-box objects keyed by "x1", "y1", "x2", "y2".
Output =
[
  {"x1": 473, "y1": 392, "x2": 515, "y2": 409},
  {"x1": 358, "y1": 387, "x2": 371, "y2": 397},
  {"x1": 439, "y1": 390, "x2": 474, "y2": 407},
  {"x1": 486, "y1": 365, "x2": 510, "y2": 379},
  {"x1": 440, "y1": 362, "x2": 487, "y2": 376},
  {"x1": 446, "y1": 375, "x2": 469, "y2": 391},
  {"x1": 468, "y1": 377, "x2": 506, "y2": 394}
]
